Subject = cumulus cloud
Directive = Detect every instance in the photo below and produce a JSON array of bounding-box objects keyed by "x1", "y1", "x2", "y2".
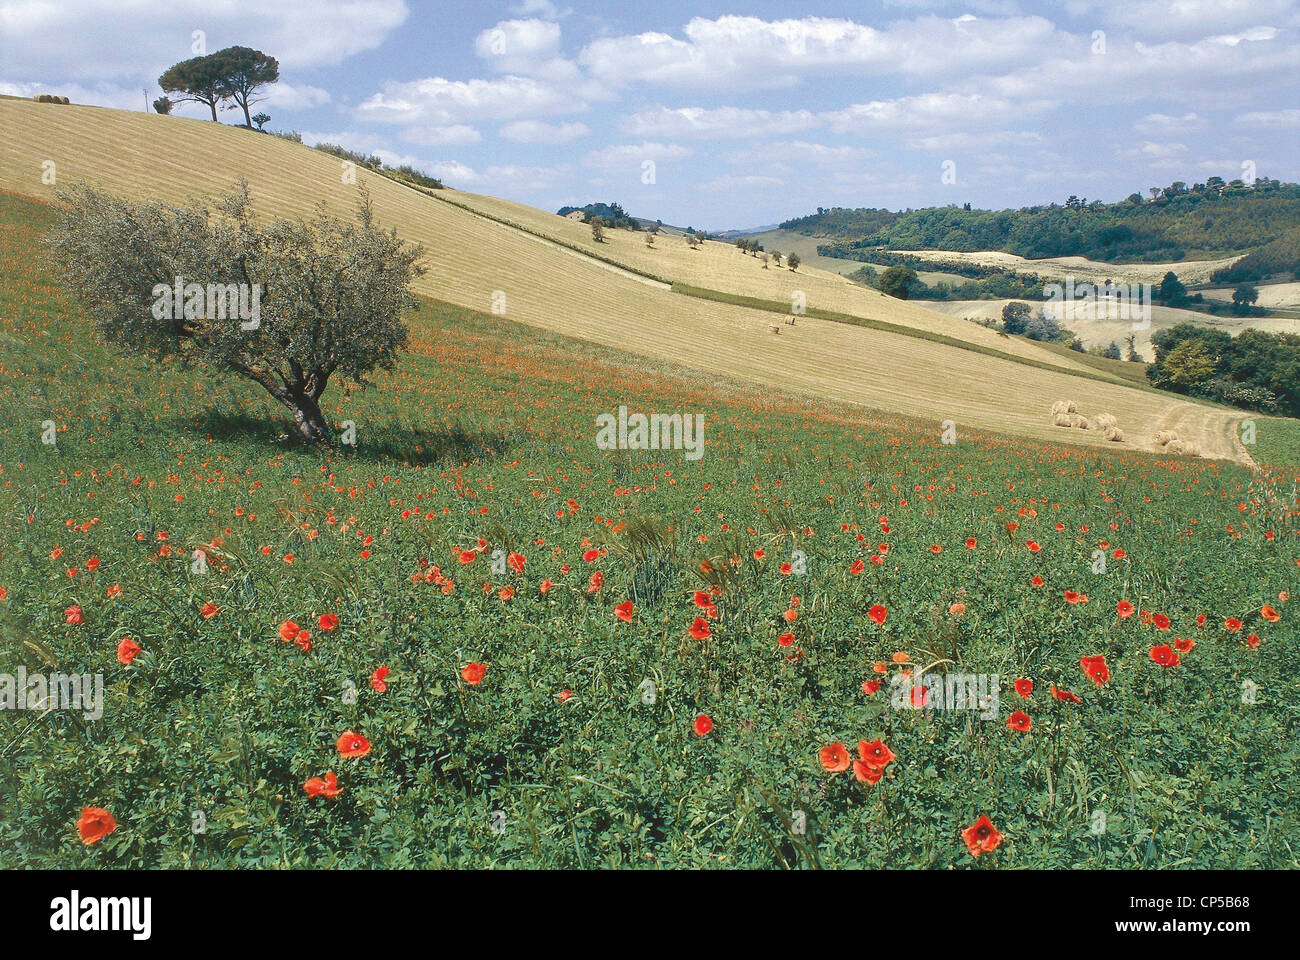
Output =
[
  {"x1": 0, "y1": 0, "x2": 409, "y2": 78},
  {"x1": 357, "y1": 75, "x2": 588, "y2": 126},
  {"x1": 499, "y1": 119, "x2": 589, "y2": 143},
  {"x1": 621, "y1": 106, "x2": 821, "y2": 139},
  {"x1": 578, "y1": 14, "x2": 1061, "y2": 90}
]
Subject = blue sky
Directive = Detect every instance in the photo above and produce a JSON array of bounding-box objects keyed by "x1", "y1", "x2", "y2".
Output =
[{"x1": 3, "y1": 0, "x2": 1298, "y2": 230}]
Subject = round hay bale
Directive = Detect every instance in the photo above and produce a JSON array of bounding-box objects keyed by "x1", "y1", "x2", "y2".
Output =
[
  {"x1": 1103, "y1": 426, "x2": 1124, "y2": 442},
  {"x1": 1071, "y1": 414, "x2": 1089, "y2": 429},
  {"x1": 1091, "y1": 413, "x2": 1117, "y2": 430},
  {"x1": 1052, "y1": 413, "x2": 1073, "y2": 427},
  {"x1": 1152, "y1": 430, "x2": 1178, "y2": 446}
]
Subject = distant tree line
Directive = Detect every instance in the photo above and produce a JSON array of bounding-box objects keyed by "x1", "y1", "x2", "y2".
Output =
[
  {"x1": 786, "y1": 178, "x2": 1300, "y2": 268},
  {"x1": 557, "y1": 202, "x2": 640, "y2": 230}
]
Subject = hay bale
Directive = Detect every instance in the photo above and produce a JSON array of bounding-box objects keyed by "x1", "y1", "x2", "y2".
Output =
[
  {"x1": 1152, "y1": 430, "x2": 1178, "y2": 446},
  {"x1": 1071, "y1": 414, "x2": 1089, "y2": 429},
  {"x1": 1052, "y1": 413, "x2": 1072, "y2": 427},
  {"x1": 1103, "y1": 426, "x2": 1124, "y2": 442},
  {"x1": 769, "y1": 324, "x2": 781, "y2": 334},
  {"x1": 1090, "y1": 413, "x2": 1118, "y2": 430},
  {"x1": 1050, "y1": 400, "x2": 1077, "y2": 415}
]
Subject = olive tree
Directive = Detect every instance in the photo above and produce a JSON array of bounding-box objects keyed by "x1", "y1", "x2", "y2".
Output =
[{"x1": 47, "y1": 181, "x2": 425, "y2": 445}]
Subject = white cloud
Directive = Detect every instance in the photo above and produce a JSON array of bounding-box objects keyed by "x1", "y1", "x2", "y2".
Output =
[
  {"x1": 621, "y1": 106, "x2": 821, "y2": 139},
  {"x1": 1236, "y1": 108, "x2": 1300, "y2": 127},
  {"x1": 400, "y1": 125, "x2": 483, "y2": 146},
  {"x1": 499, "y1": 119, "x2": 589, "y2": 143},
  {"x1": 0, "y1": 0, "x2": 409, "y2": 78},
  {"x1": 1138, "y1": 112, "x2": 1208, "y2": 132},
  {"x1": 263, "y1": 82, "x2": 332, "y2": 111},
  {"x1": 582, "y1": 141, "x2": 693, "y2": 172},
  {"x1": 578, "y1": 14, "x2": 1061, "y2": 90},
  {"x1": 357, "y1": 75, "x2": 588, "y2": 126}
]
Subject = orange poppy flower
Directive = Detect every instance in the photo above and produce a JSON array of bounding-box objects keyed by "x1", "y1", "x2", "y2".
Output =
[
  {"x1": 857, "y1": 739, "x2": 896, "y2": 769},
  {"x1": 200, "y1": 602, "x2": 219, "y2": 619},
  {"x1": 688, "y1": 617, "x2": 711, "y2": 640},
  {"x1": 318, "y1": 613, "x2": 339, "y2": 631},
  {"x1": 853, "y1": 760, "x2": 883, "y2": 784},
  {"x1": 304, "y1": 772, "x2": 343, "y2": 798},
  {"x1": 693, "y1": 714, "x2": 713, "y2": 736},
  {"x1": 962, "y1": 815, "x2": 1003, "y2": 858},
  {"x1": 949, "y1": 602, "x2": 966, "y2": 617},
  {"x1": 336, "y1": 731, "x2": 371, "y2": 757},
  {"x1": 278, "y1": 619, "x2": 299, "y2": 642},
  {"x1": 1006, "y1": 710, "x2": 1032, "y2": 732},
  {"x1": 850, "y1": 558, "x2": 865, "y2": 575},
  {"x1": 1050, "y1": 684, "x2": 1081, "y2": 704},
  {"x1": 614, "y1": 601, "x2": 634, "y2": 622},
  {"x1": 819, "y1": 743, "x2": 851, "y2": 772},
  {"x1": 116, "y1": 637, "x2": 141, "y2": 665},
  {"x1": 1260, "y1": 605, "x2": 1280, "y2": 623},
  {"x1": 77, "y1": 807, "x2": 117, "y2": 845},
  {"x1": 1116, "y1": 600, "x2": 1134, "y2": 619},
  {"x1": 461, "y1": 663, "x2": 487, "y2": 685},
  {"x1": 868, "y1": 604, "x2": 887, "y2": 626}
]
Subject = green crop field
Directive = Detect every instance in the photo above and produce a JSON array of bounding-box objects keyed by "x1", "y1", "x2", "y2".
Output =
[{"x1": 2, "y1": 189, "x2": 1297, "y2": 869}]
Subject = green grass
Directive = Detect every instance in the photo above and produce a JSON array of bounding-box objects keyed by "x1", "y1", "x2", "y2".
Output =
[{"x1": 1, "y1": 191, "x2": 1297, "y2": 869}]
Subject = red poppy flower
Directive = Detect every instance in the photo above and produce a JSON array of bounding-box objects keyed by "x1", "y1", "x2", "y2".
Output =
[
  {"x1": 1261, "y1": 605, "x2": 1280, "y2": 623},
  {"x1": 200, "y1": 602, "x2": 219, "y2": 619},
  {"x1": 693, "y1": 714, "x2": 713, "y2": 736},
  {"x1": 962, "y1": 815, "x2": 1003, "y2": 858},
  {"x1": 1116, "y1": 600, "x2": 1134, "y2": 619},
  {"x1": 778, "y1": 632, "x2": 795, "y2": 647},
  {"x1": 294, "y1": 629, "x2": 311, "y2": 652},
  {"x1": 1030, "y1": 576, "x2": 1044, "y2": 587},
  {"x1": 1026, "y1": 540, "x2": 1041, "y2": 553},
  {"x1": 557, "y1": 688, "x2": 573, "y2": 702},
  {"x1": 853, "y1": 760, "x2": 883, "y2": 784},
  {"x1": 64, "y1": 604, "x2": 83, "y2": 625},
  {"x1": 1152, "y1": 613, "x2": 1171, "y2": 631},
  {"x1": 1006, "y1": 710, "x2": 1032, "y2": 732},
  {"x1": 966, "y1": 538, "x2": 977, "y2": 549},
  {"x1": 868, "y1": 604, "x2": 887, "y2": 626},
  {"x1": 782, "y1": 608, "x2": 797, "y2": 623},
  {"x1": 1149, "y1": 645, "x2": 1180, "y2": 667},
  {"x1": 614, "y1": 601, "x2": 634, "y2": 622},
  {"x1": 458, "y1": 550, "x2": 476, "y2": 564},
  {"x1": 116, "y1": 637, "x2": 141, "y2": 665},
  {"x1": 1014, "y1": 678, "x2": 1033, "y2": 698},
  {"x1": 1050, "y1": 684, "x2": 1081, "y2": 704},
  {"x1": 77, "y1": 807, "x2": 118, "y2": 845},
  {"x1": 371, "y1": 666, "x2": 389, "y2": 692},
  {"x1": 336, "y1": 731, "x2": 371, "y2": 758},
  {"x1": 850, "y1": 558, "x2": 865, "y2": 575},
  {"x1": 1080, "y1": 655, "x2": 1110, "y2": 686},
  {"x1": 278, "y1": 619, "x2": 299, "y2": 642},
  {"x1": 507, "y1": 552, "x2": 525, "y2": 573},
  {"x1": 461, "y1": 663, "x2": 487, "y2": 685},
  {"x1": 1064, "y1": 590, "x2": 1088, "y2": 605},
  {"x1": 862, "y1": 679, "x2": 882, "y2": 695},
  {"x1": 930, "y1": 544, "x2": 942, "y2": 554},
  {"x1": 819, "y1": 743, "x2": 851, "y2": 772},
  {"x1": 318, "y1": 613, "x2": 339, "y2": 631},
  {"x1": 1224, "y1": 618, "x2": 1242, "y2": 632},
  {"x1": 857, "y1": 739, "x2": 895, "y2": 769},
  {"x1": 86, "y1": 557, "x2": 100, "y2": 571},
  {"x1": 304, "y1": 772, "x2": 343, "y2": 798},
  {"x1": 1173, "y1": 637, "x2": 1195, "y2": 653},
  {"x1": 688, "y1": 617, "x2": 711, "y2": 640}
]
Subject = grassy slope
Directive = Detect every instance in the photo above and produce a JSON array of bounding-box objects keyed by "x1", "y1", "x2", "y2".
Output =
[
  {"x1": 2, "y1": 189, "x2": 1297, "y2": 869},
  {"x1": 0, "y1": 99, "x2": 1252, "y2": 462}
]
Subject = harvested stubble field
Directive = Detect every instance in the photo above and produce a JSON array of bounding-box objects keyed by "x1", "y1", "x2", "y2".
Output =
[
  {"x1": 889, "y1": 249, "x2": 1240, "y2": 287},
  {"x1": 1, "y1": 185, "x2": 1298, "y2": 868},
  {"x1": 0, "y1": 99, "x2": 1251, "y2": 462}
]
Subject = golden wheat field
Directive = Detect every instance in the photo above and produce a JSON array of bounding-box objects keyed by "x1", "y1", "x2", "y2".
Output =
[{"x1": 0, "y1": 98, "x2": 1251, "y2": 461}]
